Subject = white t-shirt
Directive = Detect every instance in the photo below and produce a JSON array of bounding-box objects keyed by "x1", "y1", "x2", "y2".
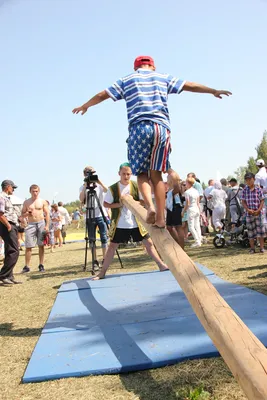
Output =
[
  {"x1": 204, "y1": 185, "x2": 214, "y2": 198},
  {"x1": 104, "y1": 182, "x2": 138, "y2": 229},
  {"x1": 79, "y1": 183, "x2": 107, "y2": 218},
  {"x1": 185, "y1": 187, "x2": 200, "y2": 211},
  {"x1": 58, "y1": 206, "x2": 71, "y2": 225},
  {"x1": 255, "y1": 167, "x2": 267, "y2": 186}
]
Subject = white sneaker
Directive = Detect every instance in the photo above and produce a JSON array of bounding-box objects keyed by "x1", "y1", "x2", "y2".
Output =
[{"x1": 190, "y1": 242, "x2": 202, "y2": 248}]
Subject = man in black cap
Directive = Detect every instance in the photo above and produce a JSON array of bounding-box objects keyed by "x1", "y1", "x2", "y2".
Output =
[{"x1": 0, "y1": 180, "x2": 21, "y2": 284}]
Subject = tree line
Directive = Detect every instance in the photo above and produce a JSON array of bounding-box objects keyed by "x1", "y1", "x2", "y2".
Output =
[{"x1": 229, "y1": 130, "x2": 267, "y2": 183}]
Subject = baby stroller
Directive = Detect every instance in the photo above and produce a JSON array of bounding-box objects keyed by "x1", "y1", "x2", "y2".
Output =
[{"x1": 213, "y1": 218, "x2": 249, "y2": 248}]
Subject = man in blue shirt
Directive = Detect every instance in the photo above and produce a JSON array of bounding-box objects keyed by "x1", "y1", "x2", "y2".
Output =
[{"x1": 73, "y1": 55, "x2": 231, "y2": 228}]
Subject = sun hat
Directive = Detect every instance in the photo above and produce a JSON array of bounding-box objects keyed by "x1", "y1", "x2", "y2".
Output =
[{"x1": 256, "y1": 159, "x2": 265, "y2": 166}]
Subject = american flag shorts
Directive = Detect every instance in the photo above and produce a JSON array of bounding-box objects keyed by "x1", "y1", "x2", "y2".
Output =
[{"x1": 127, "y1": 121, "x2": 171, "y2": 176}]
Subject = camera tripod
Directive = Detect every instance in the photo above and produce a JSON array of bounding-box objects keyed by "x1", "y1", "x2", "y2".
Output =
[{"x1": 83, "y1": 183, "x2": 123, "y2": 275}]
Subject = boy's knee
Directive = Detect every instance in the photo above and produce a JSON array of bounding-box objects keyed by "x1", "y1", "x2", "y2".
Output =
[{"x1": 109, "y1": 242, "x2": 119, "y2": 251}]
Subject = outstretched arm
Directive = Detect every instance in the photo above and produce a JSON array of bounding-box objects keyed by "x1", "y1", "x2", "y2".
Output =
[
  {"x1": 72, "y1": 90, "x2": 111, "y2": 115},
  {"x1": 183, "y1": 82, "x2": 232, "y2": 99}
]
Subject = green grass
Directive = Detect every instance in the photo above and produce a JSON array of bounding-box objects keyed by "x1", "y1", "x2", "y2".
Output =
[{"x1": 0, "y1": 236, "x2": 266, "y2": 400}]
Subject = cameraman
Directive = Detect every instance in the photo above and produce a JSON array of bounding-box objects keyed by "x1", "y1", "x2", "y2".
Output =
[{"x1": 79, "y1": 166, "x2": 108, "y2": 269}]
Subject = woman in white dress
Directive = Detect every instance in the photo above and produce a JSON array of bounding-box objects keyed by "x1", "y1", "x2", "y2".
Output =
[{"x1": 182, "y1": 177, "x2": 202, "y2": 247}]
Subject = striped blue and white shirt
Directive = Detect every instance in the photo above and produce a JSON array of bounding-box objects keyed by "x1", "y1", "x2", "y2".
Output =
[{"x1": 106, "y1": 69, "x2": 186, "y2": 131}]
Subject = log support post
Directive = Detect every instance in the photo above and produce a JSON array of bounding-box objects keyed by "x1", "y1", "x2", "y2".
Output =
[{"x1": 121, "y1": 195, "x2": 267, "y2": 400}]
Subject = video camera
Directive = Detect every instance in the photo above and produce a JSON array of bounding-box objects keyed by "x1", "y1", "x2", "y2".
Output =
[{"x1": 84, "y1": 170, "x2": 98, "y2": 185}]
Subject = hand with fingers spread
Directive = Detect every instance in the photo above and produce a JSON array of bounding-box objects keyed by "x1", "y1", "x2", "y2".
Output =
[
  {"x1": 72, "y1": 90, "x2": 110, "y2": 116},
  {"x1": 183, "y1": 82, "x2": 232, "y2": 99},
  {"x1": 213, "y1": 90, "x2": 232, "y2": 99},
  {"x1": 72, "y1": 105, "x2": 88, "y2": 115}
]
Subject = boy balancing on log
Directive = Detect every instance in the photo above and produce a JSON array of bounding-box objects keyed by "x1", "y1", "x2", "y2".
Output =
[
  {"x1": 73, "y1": 56, "x2": 231, "y2": 228},
  {"x1": 91, "y1": 163, "x2": 168, "y2": 280}
]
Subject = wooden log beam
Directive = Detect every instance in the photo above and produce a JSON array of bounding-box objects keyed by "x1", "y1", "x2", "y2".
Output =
[{"x1": 121, "y1": 195, "x2": 267, "y2": 400}]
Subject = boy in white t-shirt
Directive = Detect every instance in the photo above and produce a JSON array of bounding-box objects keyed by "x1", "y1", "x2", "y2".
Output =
[{"x1": 92, "y1": 163, "x2": 168, "y2": 280}]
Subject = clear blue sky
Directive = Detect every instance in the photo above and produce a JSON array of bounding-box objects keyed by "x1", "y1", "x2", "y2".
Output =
[{"x1": 1, "y1": 0, "x2": 267, "y2": 202}]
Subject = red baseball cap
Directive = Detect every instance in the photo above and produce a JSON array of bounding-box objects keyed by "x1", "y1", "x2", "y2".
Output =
[{"x1": 134, "y1": 55, "x2": 155, "y2": 69}]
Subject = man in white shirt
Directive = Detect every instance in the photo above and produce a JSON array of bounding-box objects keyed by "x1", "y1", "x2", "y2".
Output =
[
  {"x1": 93, "y1": 162, "x2": 168, "y2": 280},
  {"x1": 255, "y1": 159, "x2": 267, "y2": 186},
  {"x1": 255, "y1": 160, "x2": 267, "y2": 223},
  {"x1": 57, "y1": 202, "x2": 71, "y2": 244},
  {"x1": 204, "y1": 179, "x2": 215, "y2": 199},
  {"x1": 79, "y1": 166, "x2": 108, "y2": 269}
]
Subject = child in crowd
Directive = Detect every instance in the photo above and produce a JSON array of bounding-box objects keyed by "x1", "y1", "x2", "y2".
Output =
[
  {"x1": 240, "y1": 172, "x2": 265, "y2": 254},
  {"x1": 51, "y1": 204, "x2": 63, "y2": 247}
]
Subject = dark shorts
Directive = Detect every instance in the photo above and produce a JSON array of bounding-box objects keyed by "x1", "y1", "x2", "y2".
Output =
[
  {"x1": 18, "y1": 226, "x2": 25, "y2": 233},
  {"x1": 111, "y1": 227, "x2": 150, "y2": 244},
  {"x1": 166, "y1": 204, "x2": 182, "y2": 227}
]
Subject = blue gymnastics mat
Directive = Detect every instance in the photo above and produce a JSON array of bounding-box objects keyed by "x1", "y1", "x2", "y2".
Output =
[{"x1": 23, "y1": 263, "x2": 267, "y2": 383}]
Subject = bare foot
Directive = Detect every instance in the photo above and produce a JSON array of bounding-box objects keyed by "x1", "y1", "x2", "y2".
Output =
[
  {"x1": 158, "y1": 265, "x2": 169, "y2": 271},
  {"x1": 153, "y1": 219, "x2": 166, "y2": 229},
  {"x1": 92, "y1": 273, "x2": 105, "y2": 281},
  {"x1": 146, "y1": 207, "x2": 156, "y2": 224}
]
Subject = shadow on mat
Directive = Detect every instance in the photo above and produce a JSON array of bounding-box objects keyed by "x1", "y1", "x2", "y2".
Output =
[{"x1": 0, "y1": 323, "x2": 41, "y2": 337}]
